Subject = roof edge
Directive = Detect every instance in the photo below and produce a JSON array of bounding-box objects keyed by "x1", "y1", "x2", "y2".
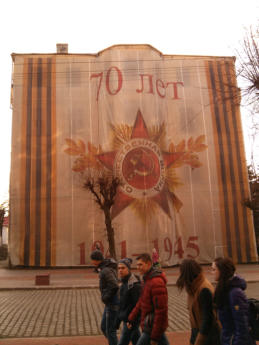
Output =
[{"x1": 11, "y1": 44, "x2": 236, "y2": 61}]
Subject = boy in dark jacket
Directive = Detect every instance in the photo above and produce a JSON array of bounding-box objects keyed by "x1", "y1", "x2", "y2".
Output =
[
  {"x1": 90, "y1": 250, "x2": 119, "y2": 345},
  {"x1": 117, "y1": 258, "x2": 141, "y2": 345},
  {"x1": 128, "y1": 253, "x2": 169, "y2": 345}
]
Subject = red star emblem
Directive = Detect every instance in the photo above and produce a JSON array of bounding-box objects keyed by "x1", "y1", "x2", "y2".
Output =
[{"x1": 97, "y1": 110, "x2": 184, "y2": 219}]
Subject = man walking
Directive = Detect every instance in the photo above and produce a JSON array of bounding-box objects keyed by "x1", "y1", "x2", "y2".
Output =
[
  {"x1": 128, "y1": 253, "x2": 169, "y2": 345},
  {"x1": 117, "y1": 258, "x2": 142, "y2": 345},
  {"x1": 90, "y1": 250, "x2": 119, "y2": 345}
]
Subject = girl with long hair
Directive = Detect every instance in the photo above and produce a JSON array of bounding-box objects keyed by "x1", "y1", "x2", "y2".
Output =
[
  {"x1": 212, "y1": 257, "x2": 255, "y2": 345},
  {"x1": 176, "y1": 259, "x2": 220, "y2": 345}
]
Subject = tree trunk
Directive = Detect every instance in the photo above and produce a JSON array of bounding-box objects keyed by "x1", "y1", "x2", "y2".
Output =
[{"x1": 104, "y1": 207, "x2": 116, "y2": 260}]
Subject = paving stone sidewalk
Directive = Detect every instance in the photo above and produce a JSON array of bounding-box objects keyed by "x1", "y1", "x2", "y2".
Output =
[
  {"x1": 0, "y1": 287, "x2": 190, "y2": 338},
  {"x1": 1, "y1": 283, "x2": 259, "y2": 339}
]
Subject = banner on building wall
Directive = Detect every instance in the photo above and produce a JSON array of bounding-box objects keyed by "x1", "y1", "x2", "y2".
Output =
[{"x1": 10, "y1": 45, "x2": 258, "y2": 266}]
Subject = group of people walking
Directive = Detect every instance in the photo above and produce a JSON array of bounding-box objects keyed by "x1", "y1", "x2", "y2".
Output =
[{"x1": 90, "y1": 249, "x2": 255, "y2": 345}]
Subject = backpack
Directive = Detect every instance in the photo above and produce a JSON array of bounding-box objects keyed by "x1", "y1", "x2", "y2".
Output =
[{"x1": 248, "y1": 298, "x2": 259, "y2": 340}]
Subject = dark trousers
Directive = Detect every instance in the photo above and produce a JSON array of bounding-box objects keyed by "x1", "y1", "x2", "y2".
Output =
[
  {"x1": 101, "y1": 305, "x2": 119, "y2": 345},
  {"x1": 136, "y1": 332, "x2": 169, "y2": 345},
  {"x1": 118, "y1": 322, "x2": 141, "y2": 345}
]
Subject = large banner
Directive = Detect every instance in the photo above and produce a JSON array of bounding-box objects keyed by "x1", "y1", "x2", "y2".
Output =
[{"x1": 10, "y1": 45, "x2": 258, "y2": 266}]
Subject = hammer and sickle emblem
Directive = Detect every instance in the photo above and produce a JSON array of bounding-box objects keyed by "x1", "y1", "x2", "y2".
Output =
[{"x1": 127, "y1": 148, "x2": 155, "y2": 181}]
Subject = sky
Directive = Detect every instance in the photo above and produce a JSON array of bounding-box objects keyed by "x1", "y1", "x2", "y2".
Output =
[{"x1": 0, "y1": 0, "x2": 258, "y2": 203}]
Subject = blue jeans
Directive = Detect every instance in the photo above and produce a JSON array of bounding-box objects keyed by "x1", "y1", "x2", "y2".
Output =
[
  {"x1": 118, "y1": 322, "x2": 141, "y2": 345},
  {"x1": 136, "y1": 332, "x2": 169, "y2": 345},
  {"x1": 101, "y1": 305, "x2": 119, "y2": 345}
]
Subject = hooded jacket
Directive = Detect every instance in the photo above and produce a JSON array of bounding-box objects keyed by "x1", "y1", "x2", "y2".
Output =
[
  {"x1": 128, "y1": 267, "x2": 168, "y2": 341},
  {"x1": 217, "y1": 275, "x2": 255, "y2": 345},
  {"x1": 98, "y1": 258, "x2": 119, "y2": 306},
  {"x1": 118, "y1": 273, "x2": 141, "y2": 323}
]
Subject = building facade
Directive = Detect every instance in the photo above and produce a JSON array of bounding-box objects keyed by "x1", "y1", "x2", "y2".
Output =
[{"x1": 9, "y1": 44, "x2": 258, "y2": 266}]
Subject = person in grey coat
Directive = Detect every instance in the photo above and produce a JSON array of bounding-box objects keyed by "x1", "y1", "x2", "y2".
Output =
[{"x1": 90, "y1": 250, "x2": 119, "y2": 345}]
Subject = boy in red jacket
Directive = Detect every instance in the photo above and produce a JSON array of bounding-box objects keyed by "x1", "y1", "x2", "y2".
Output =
[{"x1": 127, "y1": 253, "x2": 169, "y2": 345}]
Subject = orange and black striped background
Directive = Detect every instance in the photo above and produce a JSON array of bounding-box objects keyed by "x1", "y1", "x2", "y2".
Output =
[
  {"x1": 206, "y1": 60, "x2": 256, "y2": 263},
  {"x1": 19, "y1": 57, "x2": 56, "y2": 266}
]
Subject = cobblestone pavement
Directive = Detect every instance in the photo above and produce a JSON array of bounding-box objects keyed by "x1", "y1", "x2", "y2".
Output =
[{"x1": 0, "y1": 283, "x2": 259, "y2": 339}]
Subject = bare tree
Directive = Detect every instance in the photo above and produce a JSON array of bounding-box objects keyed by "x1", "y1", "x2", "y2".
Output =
[
  {"x1": 236, "y1": 25, "x2": 259, "y2": 178},
  {"x1": 82, "y1": 170, "x2": 121, "y2": 260},
  {"x1": 236, "y1": 26, "x2": 259, "y2": 106},
  {"x1": 236, "y1": 26, "x2": 259, "y2": 156},
  {"x1": 236, "y1": 26, "x2": 259, "y2": 250},
  {"x1": 64, "y1": 139, "x2": 122, "y2": 260}
]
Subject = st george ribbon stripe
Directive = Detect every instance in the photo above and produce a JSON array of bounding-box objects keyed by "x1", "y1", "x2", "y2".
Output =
[
  {"x1": 224, "y1": 61, "x2": 251, "y2": 261},
  {"x1": 24, "y1": 59, "x2": 33, "y2": 266},
  {"x1": 216, "y1": 61, "x2": 242, "y2": 262},
  {"x1": 22, "y1": 57, "x2": 55, "y2": 266},
  {"x1": 46, "y1": 58, "x2": 53, "y2": 266},
  {"x1": 35, "y1": 58, "x2": 42, "y2": 266},
  {"x1": 208, "y1": 61, "x2": 233, "y2": 258}
]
